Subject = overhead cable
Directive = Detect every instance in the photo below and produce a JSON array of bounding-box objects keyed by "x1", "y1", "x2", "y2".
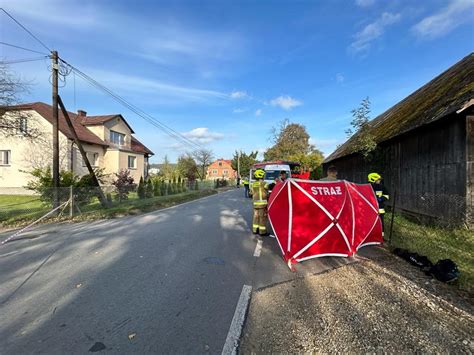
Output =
[{"x1": 0, "y1": 8, "x2": 51, "y2": 53}]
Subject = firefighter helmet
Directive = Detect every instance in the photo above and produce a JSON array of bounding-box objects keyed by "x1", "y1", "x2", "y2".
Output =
[
  {"x1": 254, "y1": 169, "x2": 265, "y2": 179},
  {"x1": 368, "y1": 172, "x2": 382, "y2": 183}
]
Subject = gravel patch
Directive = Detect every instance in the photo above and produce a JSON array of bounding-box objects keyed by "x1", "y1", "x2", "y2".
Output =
[{"x1": 240, "y1": 255, "x2": 473, "y2": 353}]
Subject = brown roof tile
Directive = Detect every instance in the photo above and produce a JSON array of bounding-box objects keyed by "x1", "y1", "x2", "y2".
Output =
[
  {"x1": 131, "y1": 136, "x2": 154, "y2": 155},
  {"x1": 82, "y1": 114, "x2": 135, "y2": 134},
  {"x1": 10, "y1": 102, "x2": 108, "y2": 146}
]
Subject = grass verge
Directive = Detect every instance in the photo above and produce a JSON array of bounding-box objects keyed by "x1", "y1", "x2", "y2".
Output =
[
  {"x1": 386, "y1": 213, "x2": 473, "y2": 292},
  {"x1": 0, "y1": 189, "x2": 217, "y2": 228}
]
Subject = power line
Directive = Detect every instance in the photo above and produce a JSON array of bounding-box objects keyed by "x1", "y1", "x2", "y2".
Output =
[
  {"x1": 59, "y1": 58, "x2": 204, "y2": 150},
  {"x1": 0, "y1": 41, "x2": 49, "y2": 55},
  {"x1": 0, "y1": 8, "x2": 51, "y2": 53},
  {"x1": 0, "y1": 56, "x2": 49, "y2": 65},
  {"x1": 0, "y1": 8, "x2": 203, "y2": 150}
]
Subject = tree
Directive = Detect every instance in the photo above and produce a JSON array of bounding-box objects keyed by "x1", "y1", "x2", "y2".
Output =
[
  {"x1": 193, "y1": 148, "x2": 214, "y2": 180},
  {"x1": 153, "y1": 179, "x2": 162, "y2": 196},
  {"x1": 345, "y1": 97, "x2": 377, "y2": 158},
  {"x1": 137, "y1": 176, "x2": 146, "y2": 199},
  {"x1": 177, "y1": 153, "x2": 198, "y2": 181},
  {"x1": 161, "y1": 155, "x2": 174, "y2": 180},
  {"x1": 0, "y1": 63, "x2": 40, "y2": 138},
  {"x1": 264, "y1": 119, "x2": 324, "y2": 173},
  {"x1": 231, "y1": 150, "x2": 258, "y2": 179},
  {"x1": 145, "y1": 178, "x2": 154, "y2": 198}
]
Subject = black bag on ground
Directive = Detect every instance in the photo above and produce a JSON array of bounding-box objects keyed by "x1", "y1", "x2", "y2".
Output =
[
  {"x1": 429, "y1": 259, "x2": 459, "y2": 283},
  {"x1": 393, "y1": 248, "x2": 433, "y2": 270}
]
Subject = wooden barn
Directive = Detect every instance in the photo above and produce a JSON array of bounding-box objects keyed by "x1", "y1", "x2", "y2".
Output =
[{"x1": 323, "y1": 53, "x2": 474, "y2": 226}]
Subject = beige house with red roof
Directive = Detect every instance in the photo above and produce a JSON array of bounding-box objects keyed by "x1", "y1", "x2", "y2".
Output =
[
  {"x1": 0, "y1": 102, "x2": 153, "y2": 193},
  {"x1": 207, "y1": 159, "x2": 236, "y2": 180}
]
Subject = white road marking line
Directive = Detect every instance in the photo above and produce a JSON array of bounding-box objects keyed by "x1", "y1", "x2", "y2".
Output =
[
  {"x1": 253, "y1": 239, "x2": 263, "y2": 257},
  {"x1": 222, "y1": 284, "x2": 252, "y2": 355}
]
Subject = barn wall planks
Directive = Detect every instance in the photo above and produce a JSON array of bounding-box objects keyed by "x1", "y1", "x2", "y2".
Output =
[
  {"x1": 466, "y1": 115, "x2": 473, "y2": 226},
  {"x1": 324, "y1": 114, "x2": 468, "y2": 222}
]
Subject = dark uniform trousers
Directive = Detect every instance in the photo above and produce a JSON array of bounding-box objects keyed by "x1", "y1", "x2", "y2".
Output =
[{"x1": 371, "y1": 183, "x2": 390, "y2": 236}]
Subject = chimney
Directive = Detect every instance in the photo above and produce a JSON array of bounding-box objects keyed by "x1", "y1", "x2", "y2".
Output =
[{"x1": 77, "y1": 109, "x2": 87, "y2": 117}]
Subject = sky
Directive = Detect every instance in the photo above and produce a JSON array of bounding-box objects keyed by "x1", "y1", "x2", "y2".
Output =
[{"x1": 1, "y1": 0, "x2": 473, "y2": 163}]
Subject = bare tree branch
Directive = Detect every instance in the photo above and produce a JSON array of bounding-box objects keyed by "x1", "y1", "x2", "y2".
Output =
[
  {"x1": 192, "y1": 148, "x2": 214, "y2": 180},
  {"x1": 0, "y1": 62, "x2": 41, "y2": 138}
]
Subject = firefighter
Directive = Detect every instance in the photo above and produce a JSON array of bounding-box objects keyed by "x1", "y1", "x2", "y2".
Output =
[
  {"x1": 275, "y1": 170, "x2": 288, "y2": 183},
  {"x1": 252, "y1": 169, "x2": 269, "y2": 236},
  {"x1": 320, "y1": 165, "x2": 338, "y2": 181},
  {"x1": 242, "y1": 176, "x2": 250, "y2": 198},
  {"x1": 368, "y1": 172, "x2": 389, "y2": 235}
]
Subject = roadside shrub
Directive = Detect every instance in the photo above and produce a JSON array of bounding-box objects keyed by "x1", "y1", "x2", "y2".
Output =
[
  {"x1": 112, "y1": 169, "x2": 135, "y2": 202},
  {"x1": 214, "y1": 179, "x2": 228, "y2": 188},
  {"x1": 161, "y1": 181, "x2": 168, "y2": 196},
  {"x1": 153, "y1": 180, "x2": 162, "y2": 196},
  {"x1": 26, "y1": 167, "x2": 108, "y2": 206},
  {"x1": 145, "y1": 178, "x2": 154, "y2": 198},
  {"x1": 137, "y1": 176, "x2": 146, "y2": 199}
]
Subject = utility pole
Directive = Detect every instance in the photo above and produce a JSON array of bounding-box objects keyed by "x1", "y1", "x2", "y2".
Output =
[{"x1": 52, "y1": 50, "x2": 59, "y2": 209}]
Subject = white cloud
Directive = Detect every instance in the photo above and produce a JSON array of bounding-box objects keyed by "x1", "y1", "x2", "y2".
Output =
[
  {"x1": 412, "y1": 0, "x2": 474, "y2": 39},
  {"x1": 182, "y1": 127, "x2": 224, "y2": 144},
  {"x1": 350, "y1": 12, "x2": 401, "y2": 53},
  {"x1": 356, "y1": 0, "x2": 376, "y2": 7},
  {"x1": 336, "y1": 73, "x2": 345, "y2": 83},
  {"x1": 255, "y1": 109, "x2": 262, "y2": 116},
  {"x1": 230, "y1": 91, "x2": 249, "y2": 99},
  {"x1": 232, "y1": 108, "x2": 247, "y2": 113},
  {"x1": 270, "y1": 96, "x2": 303, "y2": 110},
  {"x1": 85, "y1": 68, "x2": 228, "y2": 102},
  {"x1": 6, "y1": 0, "x2": 100, "y2": 27}
]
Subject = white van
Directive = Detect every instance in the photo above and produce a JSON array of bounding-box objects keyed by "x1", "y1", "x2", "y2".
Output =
[
  {"x1": 264, "y1": 164, "x2": 291, "y2": 192},
  {"x1": 248, "y1": 164, "x2": 291, "y2": 197}
]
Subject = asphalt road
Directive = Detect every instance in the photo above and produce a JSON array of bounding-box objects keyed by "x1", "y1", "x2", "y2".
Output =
[{"x1": 0, "y1": 188, "x2": 355, "y2": 354}]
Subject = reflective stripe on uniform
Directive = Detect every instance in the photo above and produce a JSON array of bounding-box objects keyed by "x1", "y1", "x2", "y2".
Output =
[
  {"x1": 253, "y1": 201, "x2": 267, "y2": 206},
  {"x1": 259, "y1": 226, "x2": 266, "y2": 231},
  {"x1": 383, "y1": 194, "x2": 389, "y2": 200},
  {"x1": 376, "y1": 191, "x2": 382, "y2": 197},
  {"x1": 379, "y1": 208, "x2": 385, "y2": 214}
]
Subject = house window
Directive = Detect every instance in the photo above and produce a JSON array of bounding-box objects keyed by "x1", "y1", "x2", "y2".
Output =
[
  {"x1": 223, "y1": 169, "x2": 228, "y2": 175},
  {"x1": 110, "y1": 130, "x2": 125, "y2": 146},
  {"x1": 218, "y1": 162, "x2": 222, "y2": 167},
  {"x1": 211, "y1": 169, "x2": 217, "y2": 175},
  {"x1": 0, "y1": 150, "x2": 11, "y2": 165},
  {"x1": 17, "y1": 117, "x2": 28, "y2": 135},
  {"x1": 90, "y1": 153, "x2": 99, "y2": 167},
  {"x1": 128, "y1": 156, "x2": 136, "y2": 169},
  {"x1": 82, "y1": 152, "x2": 99, "y2": 167}
]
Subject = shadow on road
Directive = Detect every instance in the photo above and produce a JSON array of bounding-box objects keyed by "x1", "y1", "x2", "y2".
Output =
[{"x1": 0, "y1": 190, "x2": 256, "y2": 353}]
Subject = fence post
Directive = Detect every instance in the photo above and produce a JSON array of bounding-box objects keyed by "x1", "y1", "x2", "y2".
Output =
[
  {"x1": 388, "y1": 189, "x2": 397, "y2": 245},
  {"x1": 69, "y1": 185, "x2": 74, "y2": 218}
]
